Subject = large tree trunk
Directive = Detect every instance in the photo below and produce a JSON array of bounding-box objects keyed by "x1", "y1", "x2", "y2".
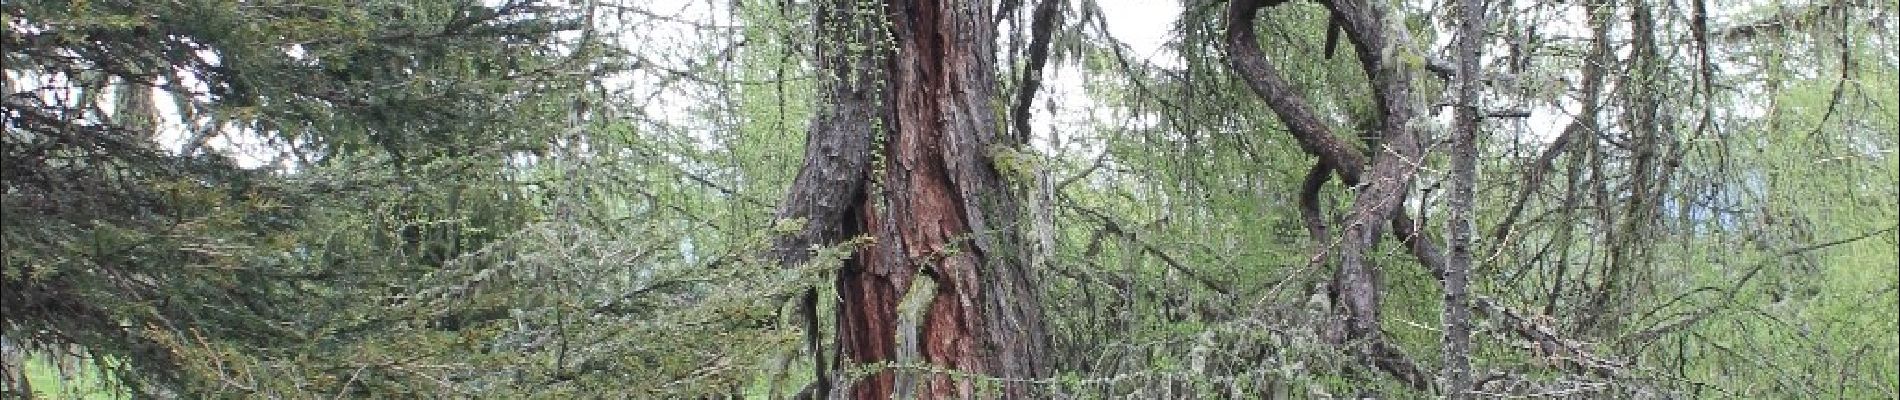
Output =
[
  {"x1": 775, "y1": 1, "x2": 1049, "y2": 399},
  {"x1": 769, "y1": 2, "x2": 889, "y2": 398}
]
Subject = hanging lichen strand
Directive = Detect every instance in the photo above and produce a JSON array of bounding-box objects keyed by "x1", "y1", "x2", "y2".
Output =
[
  {"x1": 2, "y1": 0, "x2": 1894, "y2": 397},
  {"x1": 777, "y1": 0, "x2": 1048, "y2": 398}
]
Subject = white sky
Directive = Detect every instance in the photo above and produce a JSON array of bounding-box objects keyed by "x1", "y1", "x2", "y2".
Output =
[
  {"x1": 596, "y1": 0, "x2": 1181, "y2": 163},
  {"x1": 26, "y1": 0, "x2": 1840, "y2": 170},
  {"x1": 1096, "y1": 0, "x2": 1178, "y2": 57}
]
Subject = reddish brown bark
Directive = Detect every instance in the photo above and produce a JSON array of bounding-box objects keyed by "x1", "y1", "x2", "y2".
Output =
[
  {"x1": 781, "y1": 1, "x2": 1049, "y2": 399},
  {"x1": 769, "y1": 1, "x2": 894, "y2": 398}
]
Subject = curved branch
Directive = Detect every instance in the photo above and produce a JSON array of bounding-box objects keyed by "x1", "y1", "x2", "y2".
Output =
[
  {"x1": 1223, "y1": 0, "x2": 1367, "y2": 176},
  {"x1": 1225, "y1": 0, "x2": 1431, "y2": 390},
  {"x1": 1008, "y1": 0, "x2": 1061, "y2": 145}
]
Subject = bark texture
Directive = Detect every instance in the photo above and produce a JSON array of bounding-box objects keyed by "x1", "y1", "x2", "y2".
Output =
[
  {"x1": 811, "y1": 1, "x2": 1051, "y2": 398},
  {"x1": 1443, "y1": 0, "x2": 1484, "y2": 395},
  {"x1": 769, "y1": 2, "x2": 891, "y2": 398}
]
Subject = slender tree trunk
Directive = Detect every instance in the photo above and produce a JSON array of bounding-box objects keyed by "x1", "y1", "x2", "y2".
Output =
[
  {"x1": 774, "y1": 1, "x2": 1050, "y2": 398},
  {"x1": 1442, "y1": 0, "x2": 1484, "y2": 396},
  {"x1": 1538, "y1": 1, "x2": 1612, "y2": 317},
  {"x1": 1586, "y1": 1, "x2": 1665, "y2": 336}
]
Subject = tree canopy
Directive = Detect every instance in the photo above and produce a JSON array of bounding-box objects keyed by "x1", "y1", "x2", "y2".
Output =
[{"x1": 3, "y1": 0, "x2": 1895, "y2": 398}]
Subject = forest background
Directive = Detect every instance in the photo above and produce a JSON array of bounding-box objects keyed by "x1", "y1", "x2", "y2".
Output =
[{"x1": 3, "y1": 0, "x2": 1896, "y2": 398}]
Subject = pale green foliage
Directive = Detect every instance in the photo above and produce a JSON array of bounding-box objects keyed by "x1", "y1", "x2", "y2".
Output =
[{"x1": 4, "y1": 0, "x2": 1895, "y2": 398}]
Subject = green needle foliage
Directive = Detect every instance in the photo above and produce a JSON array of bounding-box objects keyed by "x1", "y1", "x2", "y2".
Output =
[{"x1": 2, "y1": 0, "x2": 1894, "y2": 398}]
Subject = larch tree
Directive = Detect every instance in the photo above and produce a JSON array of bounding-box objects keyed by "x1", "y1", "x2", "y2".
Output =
[
  {"x1": 5, "y1": 0, "x2": 1894, "y2": 397},
  {"x1": 1224, "y1": 0, "x2": 1441, "y2": 389},
  {"x1": 770, "y1": 0, "x2": 1050, "y2": 398}
]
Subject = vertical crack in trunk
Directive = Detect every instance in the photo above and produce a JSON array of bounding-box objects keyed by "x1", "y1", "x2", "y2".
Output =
[
  {"x1": 827, "y1": 1, "x2": 1050, "y2": 398},
  {"x1": 773, "y1": 2, "x2": 894, "y2": 398}
]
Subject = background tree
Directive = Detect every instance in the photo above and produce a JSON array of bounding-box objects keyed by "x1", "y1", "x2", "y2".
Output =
[{"x1": 3, "y1": 0, "x2": 1893, "y2": 398}]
